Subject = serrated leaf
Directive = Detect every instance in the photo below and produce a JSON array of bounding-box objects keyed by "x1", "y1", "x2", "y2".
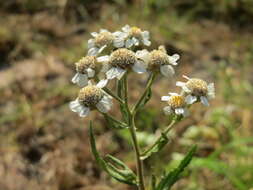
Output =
[
  {"x1": 141, "y1": 132, "x2": 169, "y2": 160},
  {"x1": 156, "y1": 145, "x2": 197, "y2": 190},
  {"x1": 89, "y1": 122, "x2": 136, "y2": 185}
]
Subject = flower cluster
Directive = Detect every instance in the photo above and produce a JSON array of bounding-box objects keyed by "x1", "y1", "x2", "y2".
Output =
[{"x1": 69, "y1": 25, "x2": 215, "y2": 118}]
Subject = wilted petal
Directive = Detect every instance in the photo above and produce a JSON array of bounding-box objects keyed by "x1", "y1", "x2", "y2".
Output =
[
  {"x1": 72, "y1": 73, "x2": 88, "y2": 87},
  {"x1": 176, "y1": 81, "x2": 185, "y2": 87},
  {"x1": 160, "y1": 65, "x2": 175, "y2": 77},
  {"x1": 122, "y1": 25, "x2": 130, "y2": 32},
  {"x1": 185, "y1": 95, "x2": 197, "y2": 104},
  {"x1": 132, "y1": 61, "x2": 147, "y2": 74},
  {"x1": 200, "y1": 96, "x2": 209, "y2": 106},
  {"x1": 88, "y1": 39, "x2": 95, "y2": 49},
  {"x1": 168, "y1": 92, "x2": 179, "y2": 96},
  {"x1": 113, "y1": 38, "x2": 125, "y2": 48},
  {"x1": 143, "y1": 38, "x2": 151, "y2": 46}
]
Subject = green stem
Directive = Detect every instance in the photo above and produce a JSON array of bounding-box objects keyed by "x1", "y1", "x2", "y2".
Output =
[
  {"x1": 131, "y1": 73, "x2": 156, "y2": 115},
  {"x1": 101, "y1": 112, "x2": 128, "y2": 128},
  {"x1": 103, "y1": 87, "x2": 124, "y2": 105},
  {"x1": 123, "y1": 73, "x2": 145, "y2": 190}
]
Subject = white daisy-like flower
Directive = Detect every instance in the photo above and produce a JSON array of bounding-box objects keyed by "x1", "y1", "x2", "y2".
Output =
[
  {"x1": 176, "y1": 76, "x2": 215, "y2": 106},
  {"x1": 113, "y1": 25, "x2": 151, "y2": 48},
  {"x1": 69, "y1": 79, "x2": 112, "y2": 117},
  {"x1": 136, "y1": 46, "x2": 180, "y2": 77},
  {"x1": 161, "y1": 93, "x2": 188, "y2": 116},
  {"x1": 99, "y1": 48, "x2": 147, "y2": 80},
  {"x1": 87, "y1": 29, "x2": 114, "y2": 56},
  {"x1": 72, "y1": 56, "x2": 106, "y2": 87}
]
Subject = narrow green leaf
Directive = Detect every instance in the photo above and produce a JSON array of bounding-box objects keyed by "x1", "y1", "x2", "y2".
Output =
[
  {"x1": 141, "y1": 132, "x2": 169, "y2": 160},
  {"x1": 89, "y1": 122, "x2": 136, "y2": 185},
  {"x1": 104, "y1": 114, "x2": 128, "y2": 129},
  {"x1": 138, "y1": 87, "x2": 152, "y2": 110},
  {"x1": 156, "y1": 145, "x2": 197, "y2": 190}
]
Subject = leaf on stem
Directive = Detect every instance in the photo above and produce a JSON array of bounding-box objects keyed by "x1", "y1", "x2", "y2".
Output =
[
  {"x1": 104, "y1": 114, "x2": 128, "y2": 129},
  {"x1": 137, "y1": 87, "x2": 152, "y2": 110},
  {"x1": 89, "y1": 122, "x2": 137, "y2": 185},
  {"x1": 140, "y1": 133, "x2": 170, "y2": 160},
  {"x1": 155, "y1": 145, "x2": 197, "y2": 190}
]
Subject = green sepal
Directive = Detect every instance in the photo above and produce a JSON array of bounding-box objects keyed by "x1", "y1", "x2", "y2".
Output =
[
  {"x1": 89, "y1": 122, "x2": 137, "y2": 185},
  {"x1": 140, "y1": 132, "x2": 169, "y2": 160},
  {"x1": 156, "y1": 145, "x2": 197, "y2": 190}
]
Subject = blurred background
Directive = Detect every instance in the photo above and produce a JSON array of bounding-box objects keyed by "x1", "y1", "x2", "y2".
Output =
[{"x1": 1, "y1": 0, "x2": 253, "y2": 190}]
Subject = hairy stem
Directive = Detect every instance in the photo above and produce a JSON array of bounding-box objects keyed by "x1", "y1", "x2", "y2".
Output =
[{"x1": 123, "y1": 74, "x2": 145, "y2": 190}]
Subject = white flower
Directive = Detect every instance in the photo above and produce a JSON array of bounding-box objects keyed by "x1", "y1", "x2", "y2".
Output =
[
  {"x1": 176, "y1": 75, "x2": 215, "y2": 106},
  {"x1": 71, "y1": 56, "x2": 107, "y2": 87},
  {"x1": 161, "y1": 93, "x2": 188, "y2": 116},
  {"x1": 87, "y1": 29, "x2": 114, "y2": 56},
  {"x1": 136, "y1": 46, "x2": 179, "y2": 77},
  {"x1": 99, "y1": 48, "x2": 147, "y2": 80},
  {"x1": 113, "y1": 25, "x2": 151, "y2": 48},
  {"x1": 69, "y1": 79, "x2": 112, "y2": 117}
]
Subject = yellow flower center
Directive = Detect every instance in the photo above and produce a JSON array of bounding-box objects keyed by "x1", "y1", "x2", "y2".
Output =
[
  {"x1": 148, "y1": 50, "x2": 169, "y2": 70},
  {"x1": 168, "y1": 95, "x2": 185, "y2": 109},
  {"x1": 94, "y1": 31, "x2": 114, "y2": 47},
  {"x1": 75, "y1": 56, "x2": 96, "y2": 73},
  {"x1": 130, "y1": 26, "x2": 142, "y2": 38},
  {"x1": 78, "y1": 85, "x2": 103, "y2": 107},
  {"x1": 186, "y1": 78, "x2": 208, "y2": 96},
  {"x1": 109, "y1": 48, "x2": 137, "y2": 69}
]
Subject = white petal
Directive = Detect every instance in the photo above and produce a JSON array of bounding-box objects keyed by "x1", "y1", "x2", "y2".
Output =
[
  {"x1": 96, "y1": 79, "x2": 108, "y2": 88},
  {"x1": 72, "y1": 73, "x2": 88, "y2": 87},
  {"x1": 185, "y1": 95, "x2": 197, "y2": 105},
  {"x1": 176, "y1": 81, "x2": 186, "y2": 87},
  {"x1": 163, "y1": 106, "x2": 172, "y2": 115},
  {"x1": 168, "y1": 54, "x2": 180, "y2": 65},
  {"x1": 132, "y1": 61, "x2": 147, "y2": 74},
  {"x1": 141, "y1": 31, "x2": 149, "y2": 39},
  {"x1": 182, "y1": 75, "x2": 190, "y2": 80},
  {"x1": 97, "y1": 55, "x2": 110, "y2": 62},
  {"x1": 161, "y1": 96, "x2": 170, "y2": 101},
  {"x1": 169, "y1": 92, "x2": 179, "y2": 96},
  {"x1": 113, "y1": 38, "x2": 125, "y2": 48},
  {"x1": 175, "y1": 108, "x2": 184, "y2": 115},
  {"x1": 132, "y1": 37, "x2": 139, "y2": 46},
  {"x1": 207, "y1": 83, "x2": 215, "y2": 99},
  {"x1": 143, "y1": 39, "x2": 151, "y2": 46},
  {"x1": 101, "y1": 63, "x2": 110, "y2": 73},
  {"x1": 69, "y1": 100, "x2": 83, "y2": 113},
  {"x1": 88, "y1": 47, "x2": 99, "y2": 56},
  {"x1": 182, "y1": 86, "x2": 191, "y2": 93},
  {"x1": 100, "y1": 29, "x2": 108, "y2": 33},
  {"x1": 122, "y1": 25, "x2": 130, "y2": 32},
  {"x1": 125, "y1": 39, "x2": 134, "y2": 48},
  {"x1": 79, "y1": 107, "x2": 90, "y2": 117},
  {"x1": 160, "y1": 65, "x2": 175, "y2": 77},
  {"x1": 88, "y1": 39, "x2": 95, "y2": 49},
  {"x1": 96, "y1": 96, "x2": 112, "y2": 113},
  {"x1": 98, "y1": 45, "x2": 107, "y2": 54},
  {"x1": 200, "y1": 96, "x2": 209, "y2": 106},
  {"x1": 106, "y1": 67, "x2": 126, "y2": 80},
  {"x1": 91, "y1": 32, "x2": 98, "y2": 37},
  {"x1": 86, "y1": 68, "x2": 95, "y2": 78}
]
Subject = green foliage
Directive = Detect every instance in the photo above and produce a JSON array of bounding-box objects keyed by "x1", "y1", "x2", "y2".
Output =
[
  {"x1": 156, "y1": 145, "x2": 197, "y2": 190},
  {"x1": 89, "y1": 121, "x2": 137, "y2": 185}
]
